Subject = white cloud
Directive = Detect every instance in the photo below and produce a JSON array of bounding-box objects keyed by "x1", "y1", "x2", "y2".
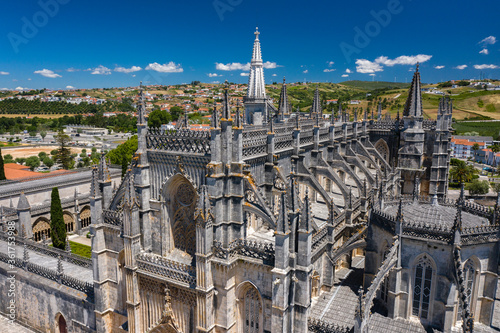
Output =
[
  {"x1": 91, "y1": 65, "x2": 111, "y2": 75},
  {"x1": 212, "y1": 81, "x2": 220, "y2": 84},
  {"x1": 455, "y1": 65, "x2": 468, "y2": 70},
  {"x1": 263, "y1": 61, "x2": 279, "y2": 69},
  {"x1": 323, "y1": 69, "x2": 336, "y2": 72},
  {"x1": 272, "y1": 74, "x2": 277, "y2": 77},
  {"x1": 341, "y1": 74, "x2": 349, "y2": 78},
  {"x1": 408, "y1": 68, "x2": 414, "y2": 72},
  {"x1": 345, "y1": 68, "x2": 352, "y2": 73},
  {"x1": 216, "y1": 62, "x2": 250, "y2": 71},
  {"x1": 66, "y1": 85, "x2": 75, "y2": 89},
  {"x1": 27, "y1": 78, "x2": 31, "y2": 81},
  {"x1": 34, "y1": 69, "x2": 61, "y2": 78},
  {"x1": 115, "y1": 66, "x2": 142, "y2": 73},
  {"x1": 146, "y1": 62, "x2": 183, "y2": 73},
  {"x1": 207, "y1": 73, "x2": 219, "y2": 77},
  {"x1": 479, "y1": 49, "x2": 489, "y2": 55},
  {"x1": 355, "y1": 59, "x2": 383, "y2": 73},
  {"x1": 474, "y1": 64, "x2": 499, "y2": 70},
  {"x1": 375, "y1": 54, "x2": 432, "y2": 66},
  {"x1": 15, "y1": 87, "x2": 26, "y2": 91},
  {"x1": 240, "y1": 72, "x2": 249, "y2": 76},
  {"x1": 434, "y1": 65, "x2": 445, "y2": 69},
  {"x1": 303, "y1": 70, "x2": 309, "y2": 74},
  {"x1": 369, "y1": 74, "x2": 376, "y2": 77},
  {"x1": 0, "y1": 71, "x2": 9, "y2": 75},
  {"x1": 479, "y1": 36, "x2": 497, "y2": 47},
  {"x1": 215, "y1": 61, "x2": 278, "y2": 71},
  {"x1": 0, "y1": 88, "x2": 9, "y2": 91},
  {"x1": 66, "y1": 67, "x2": 80, "y2": 72},
  {"x1": 327, "y1": 61, "x2": 334, "y2": 67}
]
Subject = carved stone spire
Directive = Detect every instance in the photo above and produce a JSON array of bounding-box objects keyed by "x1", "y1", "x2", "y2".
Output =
[
  {"x1": 137, "y1": 82, "x2": 146, "y2": 126},
  {"x1": 124, "y1": 171, "x2": 137, "y2": 209},
  {"x1": 377, "y1": 101, "x2": 382, "y2": 120},
  {"x1": 277, "y1": 191, "x2": 289, "y2": 234},
  {"x1": 194, "y1": 185, "x2": 212, "y2": 226},
  {"x1": 182, "y1": 109, "x2": 189, "y2": 128},
  {"x1": 310, "y1": 85, "x2": 321, "y2": 117},
  {"x1": 295, "y1": 106, "x2": 300, "y2": 129},
  {"x1": 403, "y1": 64, "x2": 423, "y2": 117},
  {"x1": 235, "y1": 102, "x2": 242, "y2": 128},
  {"x1": 211, "y1": 101, "x2": 219, "y2": 128},
  {"x1": 222, "y1": 81, "x2": 231, "y2": 120},
  {"x1": 247, "y1": 28, "x2": 266, "y2": 98},
  {"x1": 98, "y1": 152, "x2": 111, "y2": 182},
  {"x1": 90, "y1": 165, "x2": 100, "y2": 198},
  {"x1": 278, "y1": 77, "x2": 290, "y2": 118},
  {"x1": 300, "y1": 189, "x2": 312, "y2": 232}
]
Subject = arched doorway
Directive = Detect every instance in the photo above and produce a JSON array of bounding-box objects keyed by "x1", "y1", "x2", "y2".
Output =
[
  {"x1": 55, "y1": 313, "x2": 68, "y2": 333},
  {"x1": 237, "y1": 282, "x2": 263, "y2": 333}
]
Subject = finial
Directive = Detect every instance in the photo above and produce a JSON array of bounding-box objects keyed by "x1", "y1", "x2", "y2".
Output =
[{"x1": 416, "y1": 62, "x2": 420, "y2": 72}]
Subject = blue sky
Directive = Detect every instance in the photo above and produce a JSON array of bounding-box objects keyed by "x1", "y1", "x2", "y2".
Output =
[{"x1": 0, "y1": 0, "x2": 499, "y2": 90}]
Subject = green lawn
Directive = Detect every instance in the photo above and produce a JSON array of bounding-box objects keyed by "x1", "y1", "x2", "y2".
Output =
[
  {"x1": 453, "y1": 121, "x2": 500, "y2": 139},
  {"x1": 69, "y1": 240, "x2": 91, "y2": 258}
]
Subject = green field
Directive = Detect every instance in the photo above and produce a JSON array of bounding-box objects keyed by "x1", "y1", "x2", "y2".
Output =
[{"x1": 452, "y1": 121, "x2": 500, "y2": 139}]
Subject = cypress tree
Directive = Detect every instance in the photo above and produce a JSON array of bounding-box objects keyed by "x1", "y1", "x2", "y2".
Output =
[
  {"x1": 50, "y1": 187, "x2": 66, "y2": 249},
  {"x1": 0, "y1": 148, "x2": 5, "y2": 180}
]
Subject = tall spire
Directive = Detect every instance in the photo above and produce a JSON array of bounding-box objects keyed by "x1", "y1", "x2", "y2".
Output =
[
  {"x1": 247, "y1": 28, "x2": 266, "y2": 98},
  {"x1": 211, "y1": 101, "x2": 219, "y2": 128},
  {"x1": 222, "y1": 81, "x2": 231, "y2": 120},
  {"x1": 403, "y1": 64, "x2": 423, "y2": 117},
  {"x1": 278, "y1": 77, "x2": 290, "y2": 118},
  {"x1": 377, "y1": 101, "x2": 382, "y2": 120},
  {"x1": 310, "y1": 85, "x2": 321, "y2": 117},
  {"x1": 137, "y1": 82, "x2": 146, "y2": 126}
]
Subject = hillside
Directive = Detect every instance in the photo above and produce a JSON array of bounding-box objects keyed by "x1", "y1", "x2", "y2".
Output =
[{"x1": 339, "y1": 80, "x2": 410, "y2": 90}]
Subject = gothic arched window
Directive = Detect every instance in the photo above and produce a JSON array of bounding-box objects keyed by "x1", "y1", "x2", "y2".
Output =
[
  {"x1": 374, "y1": 139, "x2": 390, "y2": 163},
  {"x1": 242, "y1": 286, "x2": 262, "y2": 333},
  {"x1": 412, "y1": 255, "x2": 434, "y2": 320}
]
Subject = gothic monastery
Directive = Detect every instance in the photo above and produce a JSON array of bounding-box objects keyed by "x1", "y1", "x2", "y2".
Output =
[{"x1": 1, "y1": 28, "x2": 500, "y2": 333}]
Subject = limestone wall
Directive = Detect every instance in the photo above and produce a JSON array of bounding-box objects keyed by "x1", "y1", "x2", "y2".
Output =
[{"x1": 0, "y1": 261, "x2": 96, "y2": 333}]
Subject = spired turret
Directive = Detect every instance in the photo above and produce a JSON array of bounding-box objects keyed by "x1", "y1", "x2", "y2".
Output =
[
  {"x1": 244, "y1": 28, "x2": 270, "y2": 125},
  {"x1": 398, "y1": 64, "x2": 426, "y2": 195}
]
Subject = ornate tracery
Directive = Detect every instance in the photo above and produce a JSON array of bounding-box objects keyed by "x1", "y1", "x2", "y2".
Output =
[
  {"x1": 412, "y1": 254, "x2": 434, "y2": 320},
  {"x1": 243, "y1": 286, "x2": 262, "y2": 333}
]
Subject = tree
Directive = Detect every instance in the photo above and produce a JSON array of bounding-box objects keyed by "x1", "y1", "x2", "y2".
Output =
[
  {"x1": 55, "y1": 130, "x2": 72, "y2": 169},
  {"x1": 0, "y1": 148, "x2": 6, "y2": 180},
  {"x1": 466, "y1": 179, "x2": 490, "y2": 196},
  {"x1": 50, "y1": 187, "x2": 66, "y2": 250},
  {"x1": 492, "y1": 182, "x2": 500, "y2": 194},
  {"x1": 3, "y1": 154, "x2": 14, "y2": 164},
  {"x1": 38, "y1": 151, "x2": 47, "y2": 159},
  {"x1": 15, "y1": 157, "x2": 26, "y2": 165},
  {"x1": 43, "y1": 156, "x2": 54, "y2": 168},
  {"x1": 449, "y1": 160, "x2": 477, "y2": 183},
  {"x1": 40, "y1": 130, "x2": 47, "y2": 141},
  {"x1": 148, "y1": 109, "x2": 172, "y2": 128},
  {"x1": 491, "y1": 144, "x2": 500, "y2": 153},
  {"x1": 472, "y1": 143, "x2": 480, "y2": 161},
  {"x1": 170, "y1": 106, "x2": 183, "y2": 121},
  {"x1": 25, "y1": 156, "x2": 40, "y2": 171}
]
